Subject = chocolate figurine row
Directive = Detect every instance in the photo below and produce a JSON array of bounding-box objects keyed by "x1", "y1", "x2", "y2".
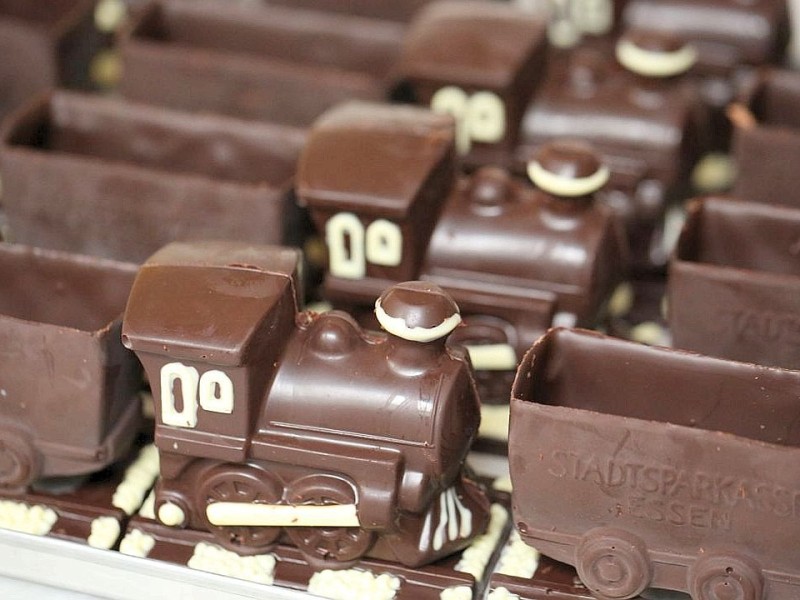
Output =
[
  {"x1": 0, "y1": 0, "x2": 798, "y2": 599},
  {"x1": 3, "y1": 233, "x2": 799, "y2": 599}
]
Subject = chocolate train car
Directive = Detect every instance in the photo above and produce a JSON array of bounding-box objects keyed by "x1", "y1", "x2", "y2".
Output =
[
  {"x1": 122, "y1": 241, "x2": 490, "y2": 568},
  {"x1": 0, "y1": 243, "x2": 141, "y2": 492},
  {"x1": 510, "y1": 328, "x2": 800, "y2": 600},
  {"x1": 297, "y1": 102, "x2": 627, "y2": 418},
  {"x1": 730, "y1": 68, "x2": 800, "y2": 209},
  {"x1": 395, "y1": 4, "x2": 706, "y2": 269},
  {"x1": 669, "y1": 196, "x2": 800, "y2": 371}
]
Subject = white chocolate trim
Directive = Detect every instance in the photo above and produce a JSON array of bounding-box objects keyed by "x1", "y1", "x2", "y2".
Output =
[
  {"x1": 375, "y1": 299, "x2": 461, "y2": 342},
  {"x1": 188, "y1": 542, "x2": 277, "y2": 585},
  {"x1": 88, "y1": 516, "x2": 121, "y2": 550},
  {"x1": 467, "y1": 91, "x2": 506, "y2": 144},
  {"x1": 479, "y1": 405, "x2": 510, "y2": 442},
  {"x1": 326, "y1": 212, "x2": 366, "y2": 280},
  {"x1": 616, "y1": 38, "x2": 697, "y2": 78},
  {"x1": 528, "y1": 160, "x2": 610, "y2": 197},
  {"x1": 206, "y1": 503, "x2": 360, "y2": 528},
  {"x1": 309, "y1": 569, "x2": 400, "y2": 600},
  {"x1": 465, "y1": 344, "x2": 517, "y2": 371},
  {"x1": 158, "y1": 502, "x2": 186, "y2": 527},
  {"x1": 119, "y1": 528, "x2": 156, "y2": 558},
  {"x1": 199, "y1": 370, "x2": 235, "y2": 414},
  {"x1": 160, "y1": 362, "x2": 199, "y2": 428},
  {"x1": 365, "y1": 219, "x2": 403, "y2": 267}
]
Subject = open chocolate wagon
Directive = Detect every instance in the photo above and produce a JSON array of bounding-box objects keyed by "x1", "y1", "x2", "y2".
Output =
[{"x1": 510, "y1": 327, "x2": 800, "y2": 600}]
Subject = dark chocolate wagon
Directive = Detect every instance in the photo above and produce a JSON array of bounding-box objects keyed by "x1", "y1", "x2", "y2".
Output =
[{"x1": 510, "y1": 328, "x2": 800, "y2": 600}]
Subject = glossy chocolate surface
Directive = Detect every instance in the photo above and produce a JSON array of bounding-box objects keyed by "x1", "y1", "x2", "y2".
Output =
[
  {"x1": 299, "y1": 103, "x2": 626, "y2": 410},
  {"x1": 511, "y1": 328, "x2": 800, "y2": 598},
  {"x1": 669, "y1": 196, "x2": 800, "y2": 371},
  {"x1": 123, "y1": 241, "x2": 489, "y2": 568},
  {"x1": 120, "y1": 0, "x2": 403, "y2": 127},
  {"x1": 0, "y1": 0, "x2": 100, "y2": 120},
  {"x1": 1, "y1": 91, "x2": 305, "y2": 263},
  {"x1": 732, "y1": 68, "x2": 800, "y2": 209},
  {"x1": 396, "y1": 1, "x2": 548, "y2": 168},
  {"x1": 0, "y1": 243, "x2": 141, "y2": 489}
]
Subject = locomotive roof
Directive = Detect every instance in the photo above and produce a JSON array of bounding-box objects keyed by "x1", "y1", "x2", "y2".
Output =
[
  {"x1": 397, "y1": 1, "x2": 547, "y2": 89},
  {"x1": 123, "y1": 241, "x2": 301, "y2": 365},
  {"x1": 296, "y1": 102, "x2": 454, "y2": 218}
]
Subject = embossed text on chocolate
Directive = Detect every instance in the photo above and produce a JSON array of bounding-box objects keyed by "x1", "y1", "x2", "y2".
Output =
[
  {"x1": 547, "y1": 450, "x2": 800, "y2": 526},
  {"x1": 724, "y1": 308, "x2": 800, "y2": 347}
]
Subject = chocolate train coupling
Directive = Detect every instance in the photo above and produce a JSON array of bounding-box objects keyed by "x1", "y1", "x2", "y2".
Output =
[{"x1": 121, "y1": 241, "x2": 490, "y2": 568}]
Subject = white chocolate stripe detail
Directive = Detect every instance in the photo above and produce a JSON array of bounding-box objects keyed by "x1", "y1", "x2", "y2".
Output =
[
  {"x1": 616, "y1": 38, "x2": 697, "y2": 78},
  {"x1": 375, "y1": 299, "x2": 461, "y2": 342},
  {"x1": 466, "y1": 344, "x2": 517, "y2": 370},
  {"x1": 528, "y1": 161, "x2": 610, "y2": 197},
  {"x1": 206, "y1": 502, "x2": 360, "y2": 527}
]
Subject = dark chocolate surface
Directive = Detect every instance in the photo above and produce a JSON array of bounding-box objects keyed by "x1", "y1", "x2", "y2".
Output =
[
  {"x1": 669, "y1": 196, "x2": 800, "y2": 371},
  {"x1": 1, "y1": 92, "x2": 305, "y2": 263}
]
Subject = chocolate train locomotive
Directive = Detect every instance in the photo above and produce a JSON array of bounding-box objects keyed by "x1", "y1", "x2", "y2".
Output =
[
  {"x1": 296, "y1": 102, "x2": 627, "y2": 436},
  {"x1": 121, "y1": 241, "x2": 490, "y2": 568},
  {"x1": 395, "y1": 3, "x2": 707, "y2": 270}
]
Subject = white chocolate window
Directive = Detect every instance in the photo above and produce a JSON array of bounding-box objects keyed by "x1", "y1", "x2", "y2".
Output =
[
  {"x1": 365, "y1": 219, "x2": 403, "y2": 266},
  {"x1": 199, "y1": 370, "x2": 235, "y2": 414},
  {"x1": 160, "y1": 363, "x2": 199, "y2": 428},
  {"x1": 326, "y1": 214, "x2": 403, "y2": 279},
  {"x1": 326, "y1": 212, "x2": 366, "y2": 279},
  {"x1": 570, "y1": 0, "x2": 612, "y2": 35},
  {"x1": 431, "y1": 87, "x2": 506, "y2": 155}
]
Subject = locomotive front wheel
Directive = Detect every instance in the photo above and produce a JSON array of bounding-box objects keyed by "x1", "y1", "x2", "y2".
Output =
[
  {"x1": 286, "y1": 475, "x2": 375, "y2": 567},
  {"x1": 576, "y1": 528, "x2": 652, "y2": 600},
  {"x1": 197, "y1": 466, "x2": 283, "y2": 551},
  {"x1": 688, "y1": 553, "x2": 763, "y2": 600},
  {"x1": 0, "y1": 430, "x2": 39, "y2": 491}
]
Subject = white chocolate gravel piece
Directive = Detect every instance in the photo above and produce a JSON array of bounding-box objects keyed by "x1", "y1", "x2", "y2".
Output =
[
  {"x1": 119, "y1": 528, "x2": 156, "y2": 558},
  {"x1": 0, "y1": 500, "x2": 58, "y2": 536},
  {"x1": 308, "y1": 569, "x2": 400, "y2": 600},
  {"x1": 455, "y1": 504, "x2": 508, "y2": 581},
  {"x1": 488, "y1": 587, "x2": 521, "y2": 600},
  {"x1": 112, "y1": 444, "x2": 160, "y2": 516},
  {"x1": 440, "y1": 585, "x2": 473, "y2": 600},
  {"x1": 188, "y1": 542, "x2": 277, "y2": 585},
  {"x1": 496, "y1": 530, "x2": 540, "y2": 579},
  {"x1": 479, "y1": 405, "x2": 511, "y2": 442},
  {"x1": 87, "y1": 516, "x2": 121, "y2": 549}
]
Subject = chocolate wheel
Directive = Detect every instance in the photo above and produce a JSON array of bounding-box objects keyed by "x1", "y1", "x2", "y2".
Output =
[
  {"x1": 576, "y1": 528, "x2": 652, "y2": 600},
  {"x1": 286, "y1": 475, "x2": 375, "y2": 567},
  {"x1": 197, "y1": 465, "x2": 283, "y2": 551},
  {"x1": 688, "y1": 553, "x2": 763, "y2": 600},
  {"x1": 0, "y1": 429, "x2": 39, "y2": 491}
]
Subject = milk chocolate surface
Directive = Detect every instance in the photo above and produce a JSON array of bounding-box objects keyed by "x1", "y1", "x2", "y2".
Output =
[
  {"x1": 123, "y1": 241, "x2": 489, "y2": 569},
  {"x1": 120, "y1": 0, "x2": 403, "y2": 127},
  {"x1": 0, "y1": 0, "x2": 100, "y2": 120},
  {"x1": 1, "y1": 91, "x2": 305, "y2": 263},
  {"x1": 732, "y1": 68, "x2": 800, "y2": 208},
  {"x1": 0, "y1": 243, "x2": 141, "y2": 489},
  {"x1": 669, "y1": 196, "x2": 800, "y2": 370},
  {"x1": 511, "y1": 328, "x2": 800, "y2": 598}
]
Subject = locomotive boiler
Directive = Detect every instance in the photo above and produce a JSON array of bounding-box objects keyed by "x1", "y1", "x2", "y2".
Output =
[{"x1": 121, "y1": 240, "x2": 490, "y2": 568}]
